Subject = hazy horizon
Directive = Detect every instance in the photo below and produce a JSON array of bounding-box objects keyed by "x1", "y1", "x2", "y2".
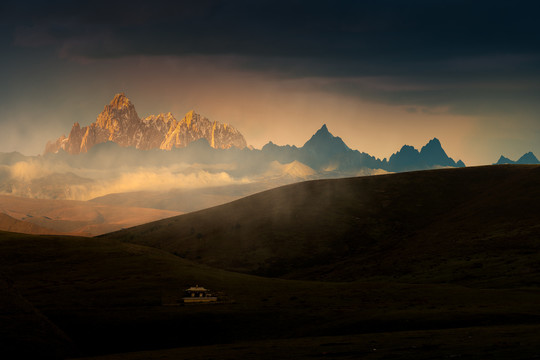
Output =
[{"x1": 0, "y1": 90, "x2": 522, "y2": 166}]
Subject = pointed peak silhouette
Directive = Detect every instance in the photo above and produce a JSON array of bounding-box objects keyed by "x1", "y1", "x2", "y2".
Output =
[
  {"x1": 496, "y1": 155, "x2": 513, "y2": 164},
  {"x1": 109, "y1": 92, "x2": 132, "y2": 109},
  {"x1": 517, "y1": 152, "x2": 539, "y2": 164},
  {"x1": 424, "y1": 138, "x2": 441, "y2": 147},
  {"x1": 311, "y1": 124, "x2": 332, "y2": 138},
  {"x1": 420, "y1": 138, "x2": 444, "y2": 154},
  {"x1": 496, "y1": 152, "x2": 539, "y2": 165},
  {"x1": 303, "y1": 124, "x2": 350, "y2": 152}
]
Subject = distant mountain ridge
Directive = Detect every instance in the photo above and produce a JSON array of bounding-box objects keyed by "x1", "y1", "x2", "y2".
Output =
[
  {"x1": 43, "y1": 121, "x2": 464, "y2": 175},
  {"x1": 44, "y1": 93, "x2": 247, "y2": 154},
  {"x1": 495, "y1": 152, "x2": 540, "y2": 165},
  {"x1": 261, "y1": 124, "x2": 465, "y2": 173},
  {"x1": 387, "y1": 138, "x2": 465, "y2": 172}
]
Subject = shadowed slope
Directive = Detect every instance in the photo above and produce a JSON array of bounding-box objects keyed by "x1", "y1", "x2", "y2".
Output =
[
  {"x1": 104, "y1": 165, "x2": 540, "y2": 284},
  {"x1": 3, "y1": 231, "x2": 540, "y2": 358},
  {"x1": 2, "y1": 167, "x2": 540, "y2": 358},
  {"x1": 0, "y1": 275, "x2": 74, "y2": 359}
]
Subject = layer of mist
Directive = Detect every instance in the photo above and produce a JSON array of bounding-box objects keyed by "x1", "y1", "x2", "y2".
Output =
[
  {"x1": 0, "y1": 138, "x2": 390, "y2": 204},
  {"x1": 0, "y1": 118, "x2": 468, "y2": 209}
]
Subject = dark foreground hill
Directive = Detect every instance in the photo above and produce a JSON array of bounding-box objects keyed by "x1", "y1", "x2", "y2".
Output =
[
  {"x1": 105, "y1": 165, "x2": 540, "y2": 286},
  {"x1": 2, "y1": 231, "x2": 540, "y2": 359},
  {"x1": 0, "y1": 274, "x2": 74, "y2": 359}
]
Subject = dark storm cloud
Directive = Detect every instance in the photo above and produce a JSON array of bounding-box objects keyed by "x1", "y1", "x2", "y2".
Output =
[
  {"x1": 3, "y1": 0, "x2": 540, "y2": 116},
  {"x1": 324, "y1": 76, "x2": 540, "y2": 116},
  {"x1": 5, "y1": 1, "x2": 540, "y2": 63}
]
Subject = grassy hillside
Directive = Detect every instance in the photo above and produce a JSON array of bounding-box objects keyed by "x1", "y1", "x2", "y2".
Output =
[
  {"x1": 104, "y1": 165, "x2": 540, "y2": 286},
  {"x1": 0, "y1": 275, "x2": 74, "y2": 359},
  {"x1": 4, "y1": 165, "x2": 540, "y2": 358},
  {"x1": 2, "y1": 231, "x2": 540, "y2": 358}
]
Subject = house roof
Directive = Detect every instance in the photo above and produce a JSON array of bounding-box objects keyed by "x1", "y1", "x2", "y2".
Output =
[{"x1": 186, "y1": 285, "x2": 208, "y2": 292}]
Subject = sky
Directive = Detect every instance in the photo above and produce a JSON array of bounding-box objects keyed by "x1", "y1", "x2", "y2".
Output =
[{"x1": 1, "y1": 0, "x2": 540, "y2": 165}]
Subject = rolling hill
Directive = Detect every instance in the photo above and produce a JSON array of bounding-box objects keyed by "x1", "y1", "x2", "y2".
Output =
[
  {"x1": 0, "y1": 212, "x2": 64, "y2": 235},
  {"x1": 104, "y1": 165, "x2": 540, "y2": 286},
  {"x1": 2, "y1": 229, "x2": 540, "y2": 359},
  {"x1": 89, "y1": 182, "x2": 275, "y2": 213},
  {"x1": 0, "y1": 195, "x2": 181, "y2": 236},
  {"x1": 3, "y1": 165, "x2": 540, "y2": 358}
]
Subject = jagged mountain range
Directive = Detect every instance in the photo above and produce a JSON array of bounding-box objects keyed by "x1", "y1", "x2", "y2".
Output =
[
  {"x1": 43, "y1": 124, "x2": 464, "y2": 175},
  {"x1": 495, "y1": 152, "x2": 540, "y2": 165},
  {"x1": 262, "y1": 124, "x2": 465, "y2": 173},
  {"x1": 43, "y1": 93, "x2": 464, "y2": 173},
  {"x1": 44, "y1": 93, "x2": 247, "y2": 154},
  {"x1": 43, "y1": 92, "x2": 540, "y2": 174}
]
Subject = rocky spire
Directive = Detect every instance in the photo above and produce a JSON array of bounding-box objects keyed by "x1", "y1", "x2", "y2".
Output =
[
  {"x1": 109, "y1": 92, "x2": 132, "y2": 109},
  {"x1": 44, "y1": 94, "x2": 247, "y2": 154}
]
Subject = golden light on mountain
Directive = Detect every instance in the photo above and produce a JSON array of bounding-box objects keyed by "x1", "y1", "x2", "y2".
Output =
[{"x1": 45, "y1": 93, "x2": 247, "y2": 154}]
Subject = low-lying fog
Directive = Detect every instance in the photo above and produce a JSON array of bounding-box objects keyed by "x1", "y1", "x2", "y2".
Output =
[{"x1": 0, "y1": 142, "x2": 386, "y2": 205}]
